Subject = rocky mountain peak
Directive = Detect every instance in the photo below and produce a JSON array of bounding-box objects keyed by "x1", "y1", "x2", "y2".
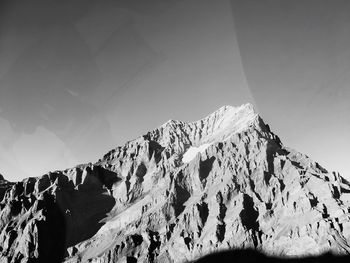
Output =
[
  {"x1": 159, "y1": 103, "x2": 258, "y2": 142},
  {"x1": 0, "y1": 103, "x2": 349, "y2": 263},
  {"x1": 189, "y1": 103, "x2": 258, "y2": 143},
  {"x1": 198, "y1": 103, "x2": 256, "y2": 126},
  {"x1": 140, "y1": 103, "x2": 261, "y2": 162}
]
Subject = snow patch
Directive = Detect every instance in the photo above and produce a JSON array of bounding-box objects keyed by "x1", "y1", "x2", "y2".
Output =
[
  {"x1": 182, "y1": 144, "x2": 210, "y2": 163},
  {"x1": 206, "y1": 104, "x2": 258, "y2": 143}
]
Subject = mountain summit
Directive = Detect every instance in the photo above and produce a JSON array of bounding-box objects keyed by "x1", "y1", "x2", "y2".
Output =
[{"x1": 1, "y1": 104, "x2": 350, "y2": 263}]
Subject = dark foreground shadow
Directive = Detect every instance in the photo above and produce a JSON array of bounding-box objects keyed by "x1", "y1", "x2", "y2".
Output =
[
  {"x1": 51, "y1": 166, "x2": 120, "y2": 258},
  {"x1": 193, "y1": 248, "x2": 350, "y2": 263},
  {"x1": 58, "y1": 166, "x2": 120, "y2": 247},
  {"x1": 0, "y1": 166, "x2": 120, "y2": 263}
]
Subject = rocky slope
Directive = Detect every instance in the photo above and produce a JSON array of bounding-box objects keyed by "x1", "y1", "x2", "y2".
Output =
[{"x1": 1, "y1": 103, "x2": 350, "y2": 263}]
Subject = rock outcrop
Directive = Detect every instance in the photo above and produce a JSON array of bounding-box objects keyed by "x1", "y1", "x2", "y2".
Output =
[{"x1": 0, "y1": 103, "x2": 349, "y2": 263}]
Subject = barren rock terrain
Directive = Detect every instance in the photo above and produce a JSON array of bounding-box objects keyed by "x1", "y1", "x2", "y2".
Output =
[{"x1": 1, "y1": 104, "x2": 349, "y2": 263}]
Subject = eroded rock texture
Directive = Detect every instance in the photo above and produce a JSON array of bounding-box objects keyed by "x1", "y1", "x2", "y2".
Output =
[{"x1": 1, "y1": 104, "x2": 349, "y2": 262}]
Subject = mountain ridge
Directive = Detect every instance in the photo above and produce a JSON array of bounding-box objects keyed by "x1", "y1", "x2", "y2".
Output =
[{"x1": 0, "y1": 103, "x2": 349, "y2": 263}]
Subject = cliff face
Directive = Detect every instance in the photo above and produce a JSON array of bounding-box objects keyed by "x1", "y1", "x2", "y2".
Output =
[{"x1": 1, "y1": 104, "x2": 350, "y2": 263}]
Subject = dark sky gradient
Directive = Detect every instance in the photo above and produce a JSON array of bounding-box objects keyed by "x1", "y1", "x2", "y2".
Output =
[
  {"x1": 231, "y1": 0, "x2": 350, "y2": 180},
  {"x1": 0, "y1": 0, "x2": 348, "y2": 181}
]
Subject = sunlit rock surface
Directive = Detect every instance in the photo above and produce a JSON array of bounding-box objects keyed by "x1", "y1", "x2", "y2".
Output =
[{"x1": 1, "y1": 104, "x2": 349, "y2": 263}]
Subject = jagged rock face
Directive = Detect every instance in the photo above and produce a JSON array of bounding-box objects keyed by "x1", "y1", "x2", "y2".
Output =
[{"x1": 1, "y1": 104, "x2": 350, "y2": 263}]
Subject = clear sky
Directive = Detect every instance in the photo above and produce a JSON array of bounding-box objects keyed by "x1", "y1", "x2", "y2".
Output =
[{"x1": 0, "y1": 0, "x2": 348, "y2": 181}]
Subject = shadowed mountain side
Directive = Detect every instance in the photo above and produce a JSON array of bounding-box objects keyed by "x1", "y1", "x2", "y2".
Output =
[
  {"x1": 1, "y1": 104, "x2": 350, "y2": 262},
  {"x1": 56, "y1": 171, "x2": 118, "y2": 247},
  {"x1": 0, "y1": 165, "x2": 120, "y2": 262},
  {"x1": 193, "y1": 249, "x2": 350, "y2": 263},
  {"x1": 0, "y1": 176, "x2": 14, "y2": 201}
]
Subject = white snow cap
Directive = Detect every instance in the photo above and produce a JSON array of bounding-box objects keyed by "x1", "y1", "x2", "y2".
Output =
[
  {"x1": 181, "y1": 103, "x2": 258, "y2": 163},
  {"x1": 198, "y1": 103, "x2": 258, "y2": 143},
  {"x1": 182, "y1": 144, "x2": 210, "y2": 163}
]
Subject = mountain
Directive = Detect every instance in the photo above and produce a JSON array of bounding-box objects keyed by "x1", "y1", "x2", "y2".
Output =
[{"x1": 1, "y1": 103, "x2": 350, "y2": 263}]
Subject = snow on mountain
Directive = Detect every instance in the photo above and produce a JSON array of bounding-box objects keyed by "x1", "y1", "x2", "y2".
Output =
[
  {"x1": 0, "y1": 103, "x2": 349, "y2": 263},
  {"x1": 182, "y1": 144, "x2": 210, "y2": 163}
]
